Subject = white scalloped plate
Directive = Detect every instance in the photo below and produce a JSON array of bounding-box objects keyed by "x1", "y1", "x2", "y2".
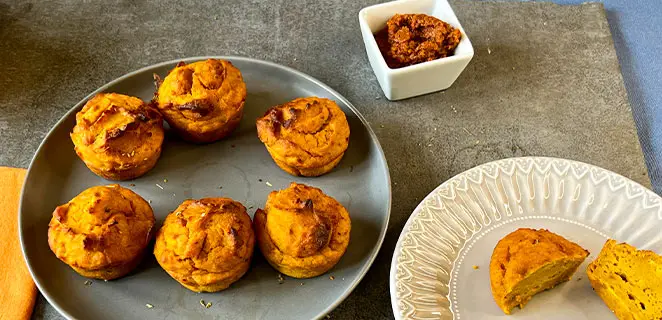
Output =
[{"x1": 390, "y1": 157, "x2": 662, "y2": 319}]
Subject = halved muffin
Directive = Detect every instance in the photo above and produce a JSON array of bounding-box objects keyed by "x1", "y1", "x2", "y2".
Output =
[
  {"x1": 256, "y1": 97, "x2": 350, "y2": 177},
  {"x1": 71, "y1": 93, "x2": 164, "y2": 180},
  {"x1": 587, "y1": 239, "x2": 662, "y2": 320},
  {"x1": 489, "y1": 228, "x2": 589, "y2": 314},
  {"x1": 48, "y1": 185, "x2": 155, "y2": 280},
  {"x1": 153, "y1": 198, "x2": 254, "y2": 292},
  {"x1": 154, "y1": 59, "x2": 246, "y2": 143},
  {"x1": 254, "y1": 182, "x2": 351, "y2": 278}
]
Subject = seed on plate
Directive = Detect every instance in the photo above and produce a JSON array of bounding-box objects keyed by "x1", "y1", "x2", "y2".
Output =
[
  {"x1": 472, "y1": 265, "x2": 479, "y2": 270},
  {"x1": 145, "y1": 304, "x2": 153, "y2": 309},
  {"x1": 278, "y1": 274, "x2": 284, "y2": 284},
  {"x1": 200, "y1": 299, "x2": 206, "y2": 308},
  {"x1": 84, "y1": 280, "x2": 92, "y2": 286},
  {"x1": 129, "y1": 183, "x2": 135, "y2": 187},
  {"x1": 156, "y1": 183, "x2": 164, "y2": 190},
  {"x1": 300, "y1": 282, "x2": 304, "y2": 286},
  {"x1": 205, "y1": 302, "x2": 212, "y2": 308},
  {"x1": 329, "y1": 275, "x2": 335, "y2": 280},
  {"x1": 266, "y1": 182, "x2": 273, "y2": 187},
  {"x1": 258, "y1": 179, "x2": 263, "y2": 182},
  {"x1": 163, "y1": 178, "x2": 168, "y2": 183},
  {"x1": 148, "y1": 200, "x2": 152, "y2": 204}
]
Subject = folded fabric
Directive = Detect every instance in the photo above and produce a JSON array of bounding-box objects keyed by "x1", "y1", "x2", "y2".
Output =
[{"x1": 0, "y1": 167, "x2": 36, "y2": 320}]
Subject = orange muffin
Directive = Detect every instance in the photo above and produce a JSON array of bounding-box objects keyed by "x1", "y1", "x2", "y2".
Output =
[
  {"x1": 48, "y1": 185, "x2": 155, "y2": 280},
  {"x1": 153, "y1": 198, "x2": 254, "y2": 292},
  {"x1": 71, "y1": 93, "x2": 164, "y2": 180},
  {"x1": 490, "y1": 228, "x2": 589, "y2": 314},
  {"x1": 587, "y1": 240, "x2": 662, "y2": 320},
  {"x1": 256, "y1": 97, "x2": 350, "y2": 177},
  {"x1": 154, "y1": 59, "x2": 246, "y2": 143},
  {"x1": 254, "y1": 182, "x2": 351, "y2": 278}
]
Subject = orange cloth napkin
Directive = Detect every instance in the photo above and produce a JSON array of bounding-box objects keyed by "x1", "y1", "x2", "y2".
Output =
[{"x1": 0, "y1": 167, "x2": 36, "y2": 320}]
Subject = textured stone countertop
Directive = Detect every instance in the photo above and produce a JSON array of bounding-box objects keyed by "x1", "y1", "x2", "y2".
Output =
[{"x1": 0, "y1": 0, "x2": 648, "y2": 319}]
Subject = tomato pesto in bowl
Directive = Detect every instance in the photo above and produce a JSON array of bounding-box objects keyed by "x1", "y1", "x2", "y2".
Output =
[
  {"x1": 358, "y1": 0, "x2": 474, "y2": 100},
  {"x1": 375, "y1": 13, "x2": 462, "y2": 69}
]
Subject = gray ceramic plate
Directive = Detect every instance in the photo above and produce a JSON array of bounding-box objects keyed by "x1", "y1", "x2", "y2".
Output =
[{"x1": 19, "y1": 57, "x2": 391, "y2": 320}]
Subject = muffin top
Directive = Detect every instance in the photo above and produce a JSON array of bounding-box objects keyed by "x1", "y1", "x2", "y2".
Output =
[
  {"x1": 154, "y1": 198, "x2": 254, "y2": 279},
  {"x1": 48, "y1": 185, "x2": 155, "y2": 271},
  {"x1": 71, "y1": 93, "x2": 164, "y2": 170},
  {"x1": 256, "y1": 97, "x2": 350, "y2": 169},
  {"x1": 490, "y1": 228, "x2": 589, "y2": 296},
  {"x1": 155, "y1": 59, "x2": 246, "y2": 133},
  {"x1": 263, "y1": 183, "x2": 350, "y2": 259}
]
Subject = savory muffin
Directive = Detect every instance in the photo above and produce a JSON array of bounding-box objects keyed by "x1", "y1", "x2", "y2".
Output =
[
  {"x1": 490, "y1": 228, "x2": 589, "y2": 314},
  {"x1": 256, "y1": 97, "x2": 350, "y2": 177},
  {"x1": 154, "y1": 59, "x2": 246, "y2": 143},
  {"x1": 48, "y1": 185, "x2": 155, "y2": 280},
  {"x1": 254, "y1": 182, "x2": 351, "y2": 278},
  {"x1": 587, "y1": 240, "x2": 662, "y2": 320},
  {"x1": 71, "y1": 93, "x2": 164, "y2": 180},
  {"x1": 153, "y1": 198, "x2": 254, "y2": 292}
]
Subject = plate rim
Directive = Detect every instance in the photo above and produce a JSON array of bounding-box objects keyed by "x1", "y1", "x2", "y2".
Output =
[
  {"x1": 19, "y1": 56, "x2": 392, "y2": 320},
  {"x1": 388, "y1": 156, "x2": 657, "y2": 319}
]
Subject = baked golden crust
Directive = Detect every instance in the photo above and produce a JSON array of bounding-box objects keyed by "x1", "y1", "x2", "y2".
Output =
[
  {"x1": 256, "y1": 97, "x2": 350, "y2": 177},
  {"x1": 71, "y1": 93, "x2": 164, "y2": 181},
  {"x1": 254, "y1": 182, "x2": 351, "y2": 278},
  {"x1": 490, "y1": 228, "x2": 589, "y2": 314},
  {"x1": 48, "y1": 185, "x2": 155, "y2": 280},
  {"x1": 586, "y1": 240, "x2": 662, "y2": 320},
  {"x1": 155, "y1": 59, "x2": 246, "y2": 143},
  {"x1": 153, "y1": 198, "x2": 254, "y2": 292}
]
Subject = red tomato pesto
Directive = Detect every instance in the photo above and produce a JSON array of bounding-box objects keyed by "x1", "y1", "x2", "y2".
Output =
[{"x1": 375, "y1": 13, "x2": 462, "y2": 69}]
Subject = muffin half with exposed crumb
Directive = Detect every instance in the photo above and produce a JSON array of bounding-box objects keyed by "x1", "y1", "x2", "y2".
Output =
[
  {"x1": 154, "y1": 59, "x2": 246, "y2": 143},
  {"x1": 71, "y1": 93, "x2": 164, "y2": 180},
  {"x1": 254, "y1": 182, "x2": 351, "y2": 278},
  {"x1": 48, "y1": 184, "x2": 155, "y2": 280},
  {"x1": 256, "y1": 97, "x2": 350, "y2": 177},
  {"x1": 587, "y1": 239, "x2": 662, "y2": 320},
  {"x1": 489, "y1": 228, "x2": 589, "y2": 314},
  {"x1": 153, "y1": 198, "x2": 254, "y2": 292}
]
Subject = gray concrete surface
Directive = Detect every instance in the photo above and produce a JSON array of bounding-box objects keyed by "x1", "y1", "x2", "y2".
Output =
[{"x1": 0, "y1": 0, "x2": 648, "y2": 319}]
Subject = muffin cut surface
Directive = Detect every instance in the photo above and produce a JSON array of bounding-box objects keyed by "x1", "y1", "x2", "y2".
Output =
[
  {"x1": 489, "y1": 228, "x2": 589, "y2": 314},
  {"x1": 587, "y1": 239, "x2": 662, "y2": 320}
]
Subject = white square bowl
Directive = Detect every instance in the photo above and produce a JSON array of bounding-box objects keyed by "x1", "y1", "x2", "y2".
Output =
[{"x1": 359, "y1": 0, "x2": 474, "y2": 101}]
